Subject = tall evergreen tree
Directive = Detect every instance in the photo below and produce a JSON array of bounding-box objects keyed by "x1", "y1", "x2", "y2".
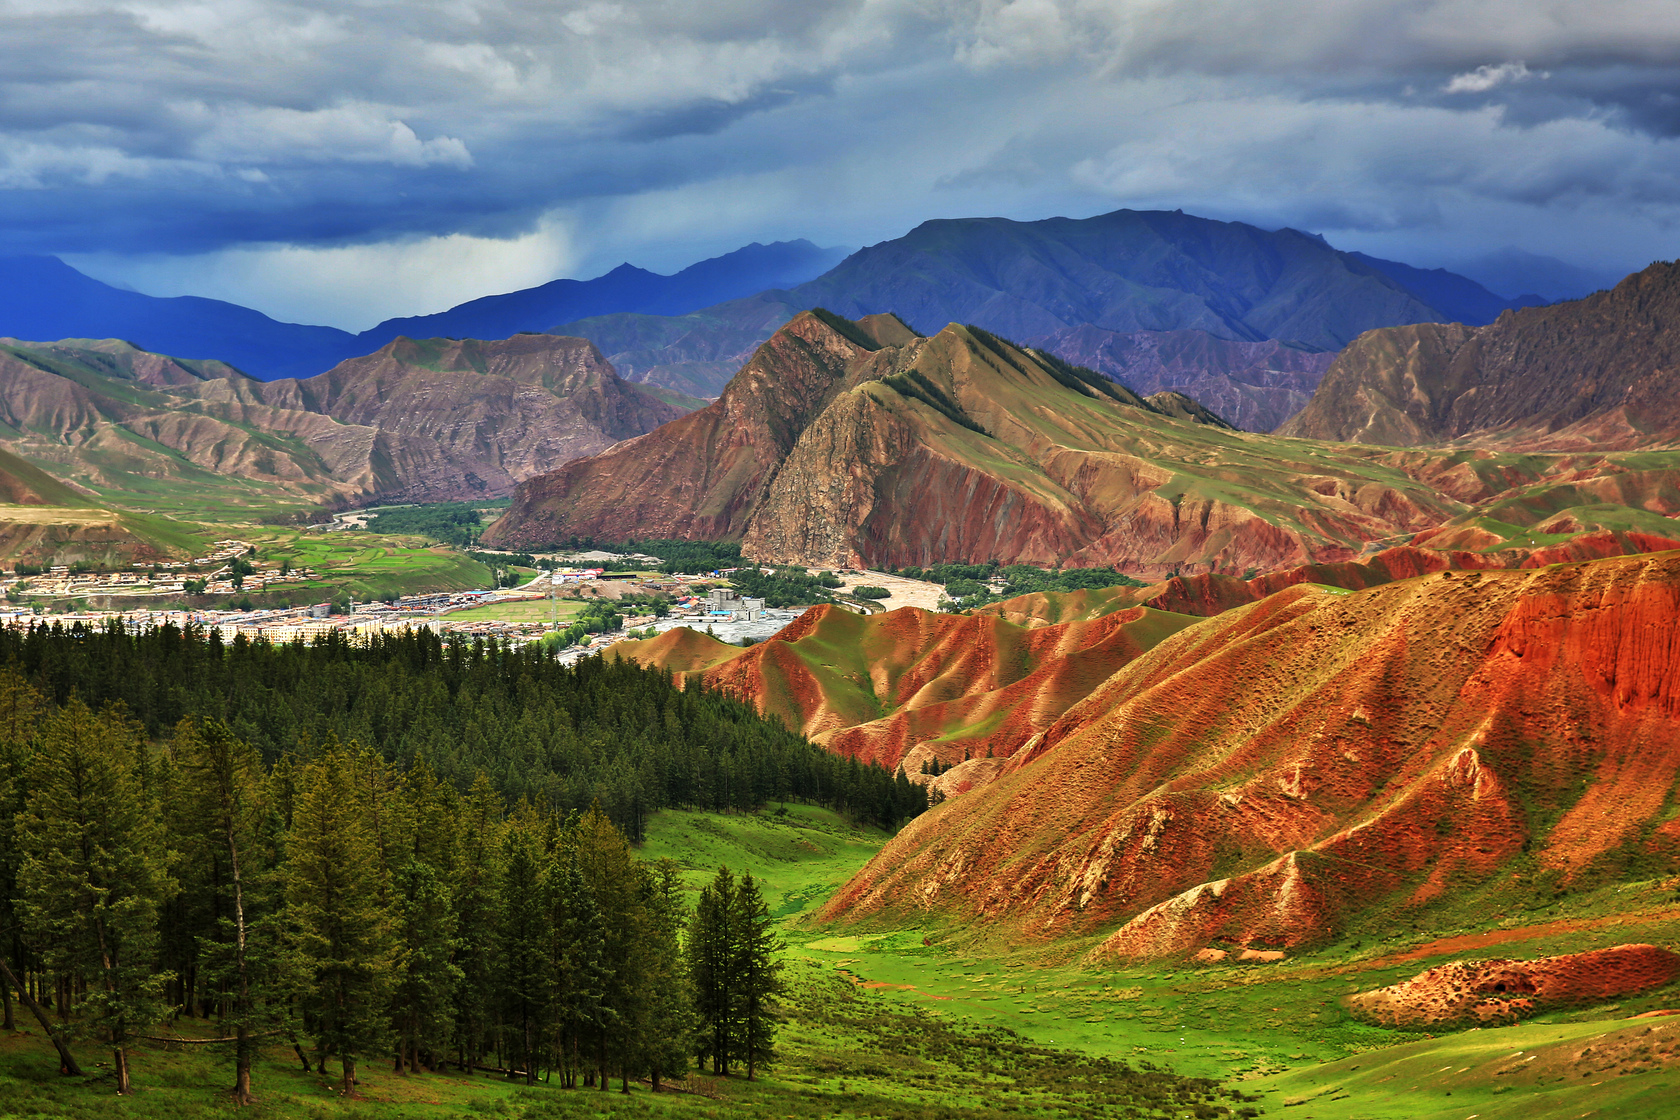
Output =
[
  {"x1": 0, "y1": 669, "x2": 81, "y2": 1076},
  {"x1": 730, "y1": 872, "x2": 783, "y2": 1080},
  {"x1": 574, "y1": 807, "x2": 640, "y2": 1090},
  {"x1": 390, "y1": 858, "x2": 461, "y2": 1074},
  {"x1": 283, "y1": 747, "x2": 395, "y2": 1097},
  {"x1": 495, "y1": 816, "x2": 552, "y2": 1085},
  {"x1": 548, "y1": 852, "x2": 610, "y2": 1089},
  {"x1": 171, "y1": 716, "x2": 285, "y2": 1103},
  {"x1": 390, "y1": 760, "x2": 462, "y2": 1074},
  {"x1": 14, "y1": 700, "x2": 174, "y2": 1095},
  {"x1": 687, "y1": 866, "x2": 736, "y2": 1075},
  {"x1": 638, "y1": 859, "x2": 695, "y2": 1091},
  {"x1": 449, "y1": 773, "x2": 503, "y2": 1073}
]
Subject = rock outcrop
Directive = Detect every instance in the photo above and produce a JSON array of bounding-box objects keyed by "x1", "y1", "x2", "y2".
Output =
[
  {"x1": 1279, "y1": 260, "x2": 1680, "y2": 449},
  {"x1": 1347, "y1": 945, "x2": 1680, "y2": 1028},
  {"x1": 820, "y1": 551, "x2": 1680, "y2": 957}
]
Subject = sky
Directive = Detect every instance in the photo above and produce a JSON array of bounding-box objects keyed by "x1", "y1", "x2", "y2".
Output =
[{"x1": 5, "y1": 0, "x2": 1680, "y2": 330}]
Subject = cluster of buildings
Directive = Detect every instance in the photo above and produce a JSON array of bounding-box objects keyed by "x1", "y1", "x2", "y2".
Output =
[
  {"x1": 0, "y1": 544, "x2": 818, "y2": 652},
  {"x1": 1, "y1": 540, "x2": 319, "y2": 604}
]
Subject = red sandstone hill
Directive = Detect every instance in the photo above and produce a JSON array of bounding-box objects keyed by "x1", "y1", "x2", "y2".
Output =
[
  {"x1": 488, "y1": 310, "x2": 1483, "y2": 575},
  {"x1": 978, "y1": 528, "x2": 1680, "y2": 627},
  {"x1": 608, "y1": 601, "x2": 1202, "y2": 772},
  {"x1": 1278, "y1": 260, "x2": 1680, "y2": 449},
  {"x1": 820, "y1": 550, "x2": 1680, "y2": 958}
]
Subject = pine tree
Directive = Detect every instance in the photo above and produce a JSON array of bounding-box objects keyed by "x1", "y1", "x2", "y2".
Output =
[
  {"x1": 14, "y1": 700, "x2": 174, "y2": 1095},
  {"x1": 0, "y1": 669, "x2": 81, "y2": 1076},
  {"x1": 548, "y1": 852, "x2": 610, "y2": 1089},
  {"x1": 495, "y1": 817, "x2": 552, "y2": 1084},
  {"x1": 730, "y1": 872, "x2": 783, "y2": 1080},
  {"x1": 171, "y1": 716, "x2": 285, "y2": 1103},
  {"x1": 687, "y1": 866, "x2": 737, "y2": 1074},
  {"x1": 574, "y1": 807, "x2": 640, "y2": 1090},
  {"x1": 390, "y1": 760, "x2": 462, "y2": 1074},
  {"x1": 638, "y1": 859, "x2": 695, "y2": 1091},
  {"x1": 390, "y1": 858, "x2": 461, "y2": 1074},
  {"x1": 283, "y1": 747, "x2": 395, "y2": 1097},
  {"x1": 450, "y1": 773, "x2": 503, "y2": 1073}
]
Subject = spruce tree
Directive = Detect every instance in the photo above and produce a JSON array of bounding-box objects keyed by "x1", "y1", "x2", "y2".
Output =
[
  {"x1": 0, "y1": 669, "x2": 81, "y2": 1076},
  {"x1": 574, "y1": 807, "x2": 640, "y2": 1090},
  {"x1": 687, "y1": 866, "x2": 736, "y2": 1074},
  {"x1": 495, "y1": 818, "x2": 552, "y2": 1084},
  {"x1": 731, "y1": 872, "x2": 783, "y2": 1080},
  {"x1": 390, "y1": 858, "x2": 461, "y2": 1074},
  {"x1": 14, "y1": 700, "x2": 174, "y2": 1095},
  {"x1": 283, "y1": 747, "x2": 395, "y2": 1097},
  {"x1": 450, "y1": 773, "x2": 503, "y2": 1073},
  {"x1": 548, "y1": 853, "x2": 610, "y2": 1089},
  {"x1": 171, "y1": 716, "x2": 285, "y2": 1103},
  {"x1": 638, "y1": 859, "x2": 695, "y2": 1090},
  {"x1": 390, "y1": 760, "x2": 461, "y2": 1074},
  {"x1": 0, "y1": 668, "x2": 43, "y2": 1037}
]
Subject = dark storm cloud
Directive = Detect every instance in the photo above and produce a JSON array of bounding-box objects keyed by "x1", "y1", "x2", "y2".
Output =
[{"x1": 9, "y1": 0, "x2": 1680, "y2": 326}]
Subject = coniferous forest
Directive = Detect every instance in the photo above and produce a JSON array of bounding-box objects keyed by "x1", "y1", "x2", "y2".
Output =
[
  {"x1": 0, "y1": 627, "x2": 807, "y2": 1101},
  {"x1": 0, "y1": 621, "x2": 927, "y2": 839}
]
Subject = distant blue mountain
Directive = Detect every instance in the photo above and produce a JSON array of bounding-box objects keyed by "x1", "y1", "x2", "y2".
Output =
[
  {"x1": 0, "y1": 254, "x2": 358, "y2": 379},
  {"x1": 360, "y1": 239, "x2": 849, "y2": 350},
  {"x1": 1447, "y1": 248, "x2": 1624, "y2": 304},
  {"x1": 1347, "y1": 252, "x2": 1547, "y2": 324},
  {"x1": 0, "y1": 240, "x2": 850, "y2": 379}
]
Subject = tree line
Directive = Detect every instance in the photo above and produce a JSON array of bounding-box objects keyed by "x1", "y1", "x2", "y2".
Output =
[
  {"x1": 0, "y1": 621, "x2": 927, "y2": 840},
  {"x1": 0, "y1": 678, "x2": 784, "y2": 1100}
]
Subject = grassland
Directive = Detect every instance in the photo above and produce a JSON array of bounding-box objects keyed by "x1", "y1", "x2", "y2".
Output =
[
  {"x1": 435, "y1": 598, "x2": 591, "y2": 624},
  {"x1": 248, "y1": 528, "x2": 494, "y2": 600}
]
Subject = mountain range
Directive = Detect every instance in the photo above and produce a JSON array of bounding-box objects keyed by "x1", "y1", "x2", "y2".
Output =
[
  {"x1": 486, "y1": 309, "x2": 1476, "y2": 574},
  {"x1": 820, "y1": 550, "x2": 1680, "y2": 956},
  {"x1": 491, "y1": 266, "x2": 1680, "y2": 574},
  {"x1": 4, "y1": 211, "x2": 1546, "y2": 427},
  {"x1": 0, "y1": 241, "x2": 846, "y2": 379},
  {"x1": 549, "y1": 210, "x2": 1542, "y2": 411},
  {"x1": 0, "y1": 333, "x2": 691, "y2": 513}
]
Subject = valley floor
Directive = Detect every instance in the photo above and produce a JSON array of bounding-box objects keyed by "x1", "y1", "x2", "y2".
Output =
[{"x1": 2, "y1": 804, "x2": 1676, "y2": 1119}]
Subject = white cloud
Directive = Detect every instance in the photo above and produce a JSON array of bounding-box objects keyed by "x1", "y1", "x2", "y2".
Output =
[
  {"x1": 187, "y1": 102, "x2": 473, "y2": 168},
  {"x1": 0, "y1": 139, "x2": 216, "y2": 189},
  {"x1": 1444, "y1": 61, "x2": 1544, "y2": 94}
]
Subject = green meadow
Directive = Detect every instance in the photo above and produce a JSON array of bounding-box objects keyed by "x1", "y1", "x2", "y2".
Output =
[
  {"x1": 2, "y1": 803, "x2": 1676, "y2": 1120},
  {"x1": 249, "y1": 528, "x2": 494, "y2": 600}
]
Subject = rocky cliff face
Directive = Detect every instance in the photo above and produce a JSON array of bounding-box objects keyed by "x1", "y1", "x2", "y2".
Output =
[
  {"x1": 819, "y1": 551, "x2": 1680, "y2": 957},
  {"x1": 0, "y1": 334, "x2": 691, "y2": 507},
  {"x1": 1279, "y1": 260, "x2": 1680, "y2": 448},
  {"x1": 490, "y1": 311, "x2": 1471, "y2": 576}
]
